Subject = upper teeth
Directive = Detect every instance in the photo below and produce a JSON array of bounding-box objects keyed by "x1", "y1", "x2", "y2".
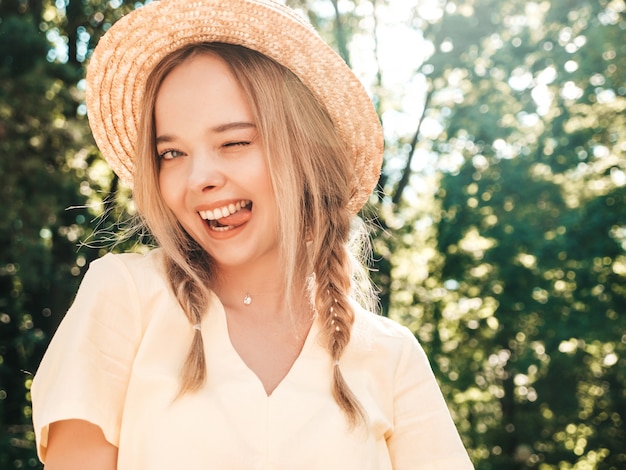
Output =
[{"x1": 199, "y1": 200, "x2": 249, "y2": 220}]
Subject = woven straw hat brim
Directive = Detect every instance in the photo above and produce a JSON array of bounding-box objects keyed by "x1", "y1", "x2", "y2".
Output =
[{"x1": 86, "y1": 0, "x2": 383, "y2": 213}]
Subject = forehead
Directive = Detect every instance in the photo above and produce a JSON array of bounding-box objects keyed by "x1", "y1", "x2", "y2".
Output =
[
  {"x1": 154, "y1": 53, "x2": 254, "y2": 133},
  {"x1": 157, "y1": 53, "x2": 237, "y2": 102}
]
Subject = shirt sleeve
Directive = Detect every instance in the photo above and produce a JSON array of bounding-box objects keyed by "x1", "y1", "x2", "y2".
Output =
[
  {"x1": 386, "y1": 329, "x2": 474, "y2": 469},
  {"x1": 31, "y1": 254, "x2": 143, "y2": 462}
]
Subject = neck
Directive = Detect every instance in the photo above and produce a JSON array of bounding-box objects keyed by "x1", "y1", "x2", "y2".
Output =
[{"x1": 212, "y1": 260, "x2": 310, "y2": 320}]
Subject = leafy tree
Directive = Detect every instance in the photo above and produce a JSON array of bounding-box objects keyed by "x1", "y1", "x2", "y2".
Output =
[
  {"x1": 376, "y1": 0, "x2": 626, "y2": 467},
  {"x1": 0, "y1": 0, "x2": 136, "y2": 467}
]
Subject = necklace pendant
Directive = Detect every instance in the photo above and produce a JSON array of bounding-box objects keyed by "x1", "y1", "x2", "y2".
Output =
[{"x1": 243, "y1": 293, "x2": 252, "y2": 305}]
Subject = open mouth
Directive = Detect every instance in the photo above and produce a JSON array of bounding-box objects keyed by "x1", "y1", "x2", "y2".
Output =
[{"x1": 199, "y1": 200, "x2": 252, "y2": 232}]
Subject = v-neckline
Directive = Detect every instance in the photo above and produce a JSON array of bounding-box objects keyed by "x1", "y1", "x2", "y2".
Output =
[{"x1": 207, "y1": 293, "x2": 319, "y2": 398}]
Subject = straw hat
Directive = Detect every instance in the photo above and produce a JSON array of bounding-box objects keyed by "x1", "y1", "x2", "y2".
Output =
[{"x1": 86, "y1": 0, "x2": 383, "y2": 213}]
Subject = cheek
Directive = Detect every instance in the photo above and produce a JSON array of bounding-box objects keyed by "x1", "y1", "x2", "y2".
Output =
[
  {"x1": 158, "y1": 171, "x2": 181, "y2": 213},
  {"x1": 256, "y1": 158, "x2": 275, "y2": 195}
]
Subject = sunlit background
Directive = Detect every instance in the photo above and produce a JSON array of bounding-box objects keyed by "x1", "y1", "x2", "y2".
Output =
[{"x1": 1, "y1": 0, "x2": 625, "y2": 468}]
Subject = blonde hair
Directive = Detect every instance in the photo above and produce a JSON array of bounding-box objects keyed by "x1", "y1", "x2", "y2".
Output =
[{"x1": 134, "y1": 43, "x2": 375, "y2": 425}]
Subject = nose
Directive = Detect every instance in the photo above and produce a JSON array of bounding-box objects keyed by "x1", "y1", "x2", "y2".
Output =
[{"x1": 186, "y1": 151, "x2": 226, "y2": 192}]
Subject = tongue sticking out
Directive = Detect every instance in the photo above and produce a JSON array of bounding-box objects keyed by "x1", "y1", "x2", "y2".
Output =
[{"x1": 216, "y1": 205, "x2": 252, "y2": 227}]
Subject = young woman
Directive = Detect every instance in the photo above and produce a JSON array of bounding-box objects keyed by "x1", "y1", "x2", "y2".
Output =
[{"x1": 31, "y1": 0, "x2": 473, "y2": 468}]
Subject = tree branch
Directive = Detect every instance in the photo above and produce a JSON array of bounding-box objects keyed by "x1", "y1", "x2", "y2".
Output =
[
  {"x1": 329, "y1": 0, "x2": 351, "y2": 66},
  {"x1": 391, "y1": 86, "x2": 433, "y2": 205},
  {"x1": 390, "y1": 0, "x2": 450, "y2": 206}
]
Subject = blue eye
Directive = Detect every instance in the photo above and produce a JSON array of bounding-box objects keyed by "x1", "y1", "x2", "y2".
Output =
[{"x1": 158, "y1": 149, "x2": 185, "y2": 160}]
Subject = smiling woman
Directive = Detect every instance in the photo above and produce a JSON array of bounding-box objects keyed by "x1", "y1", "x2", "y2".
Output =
[
  {"x1": 153, "y1": 52, "x2": 276, "y2": 265},
  {"x1": 29, "y1": 0, "x2": 473, "y2": 469}
]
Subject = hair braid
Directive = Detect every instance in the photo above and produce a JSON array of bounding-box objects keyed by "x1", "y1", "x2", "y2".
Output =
[
  {"x1": 163, "y1": 249, "x2": 212, "y2": 395},
  {"x1": 313, "y1": 212, "x2": 366, "y2": 427}
]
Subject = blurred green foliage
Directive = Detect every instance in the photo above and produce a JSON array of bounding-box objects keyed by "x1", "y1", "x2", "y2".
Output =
[
  {"x1": 369, "y1": 0, "x2": 626, "y2": 468},
  {"x1": 0, "y1": 0, "x2": 624, "y2": 469},
  {"x1": 0, "y1": 0, "x2": 136, "y2": 467}
]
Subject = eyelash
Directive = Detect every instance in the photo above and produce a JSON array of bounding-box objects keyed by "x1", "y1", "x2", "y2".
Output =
[
  {"x1": 158, "y1": 141, "x2": 251, "y2": 160},
  {"x1": 158, "y1": 149, "x2": 184, "y2": 160},
  {"x1": 224, "y1": 141, "x2": 251, "y2": 147}
]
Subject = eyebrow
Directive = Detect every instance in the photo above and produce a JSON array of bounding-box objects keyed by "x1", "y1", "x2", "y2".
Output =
[{"x1": 156, "y1": 121, "x2": 256, "y2": 145}]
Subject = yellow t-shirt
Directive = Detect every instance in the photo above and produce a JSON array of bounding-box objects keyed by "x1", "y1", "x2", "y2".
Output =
[{"x1": 31, "y1": 250, "x2": 473, "y2": 469}]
